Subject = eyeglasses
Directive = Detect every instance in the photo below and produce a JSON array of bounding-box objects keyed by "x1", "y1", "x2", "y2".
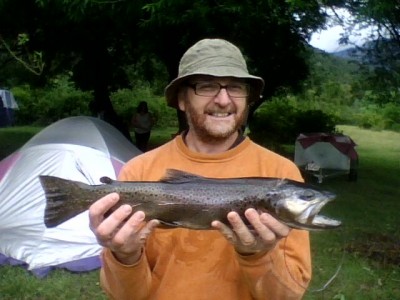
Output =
[{"x1": 187, "y1": 82, "x2": 250, "y2": 98}]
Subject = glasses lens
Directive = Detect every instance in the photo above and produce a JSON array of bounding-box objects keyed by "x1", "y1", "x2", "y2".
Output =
[
  {"x1": 227, "y1": 83, "x2": 249, "y2": 97},
  {"x1": 192, "y1": 82, "x2": 249, "y2": 97},
  {"x1": 195, "y1": 82, "x2": 220, "y2": 96}
]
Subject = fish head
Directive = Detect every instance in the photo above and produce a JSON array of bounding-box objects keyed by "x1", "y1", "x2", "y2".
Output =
[{"x1": 264, "y1": 183, "x2": 341, "y2": 230}]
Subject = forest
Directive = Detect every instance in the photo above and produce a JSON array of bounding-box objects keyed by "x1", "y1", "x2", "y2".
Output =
[{"x1": 0, "y1": 0, "x2": 399, "y2": 139}]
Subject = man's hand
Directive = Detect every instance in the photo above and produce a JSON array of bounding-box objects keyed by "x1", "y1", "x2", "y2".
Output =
[
  {"x1": 212, "y1": 208, "x2": 290, "y2": 255},
  {"x1": 89, "y1": 193, "x2": 159, "y2": 265}
]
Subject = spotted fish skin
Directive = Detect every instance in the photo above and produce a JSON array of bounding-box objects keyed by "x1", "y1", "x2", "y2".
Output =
[{"x1": 39, "y1": 169, "x2": 341, "y2": 230}]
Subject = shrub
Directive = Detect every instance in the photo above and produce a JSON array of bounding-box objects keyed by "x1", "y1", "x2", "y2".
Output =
[
  {"x1": 111, "y1": 87, "x2": 177, "y2": 129},
  {"x1": 249, "y1": 99, "x2": 338, "y2": 146},
  {"x1": 382, "y1": 102, "x2": 400, "y2": 131},
  {"x1": 12, "y1": 79, "x2": 92, "y2": 125},
  {"x1": 248, "y1": 99, "x2": 298, "y2": 146},
  {"x1": 294, "y1": 109, "x2": 337, "y2": 134}
]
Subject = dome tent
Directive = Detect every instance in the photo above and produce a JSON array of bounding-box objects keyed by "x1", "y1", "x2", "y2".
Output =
[{"x1": 0, "y1": 116, "x2": 141, "y2": 277}]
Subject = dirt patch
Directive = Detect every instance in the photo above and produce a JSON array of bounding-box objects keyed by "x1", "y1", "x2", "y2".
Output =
[{"x1": 344, "y1": 233, "x2": 400, "y2": 267}]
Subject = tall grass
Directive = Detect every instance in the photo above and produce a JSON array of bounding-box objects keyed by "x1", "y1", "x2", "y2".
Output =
[{"x1": 0, "y1": 125, "x2": 399, "y2": 299}]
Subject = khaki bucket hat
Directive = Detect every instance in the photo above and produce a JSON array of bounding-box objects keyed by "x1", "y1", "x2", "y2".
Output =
[{"x1": 165, "y1": 38, "x2": 265, "y2": 108}]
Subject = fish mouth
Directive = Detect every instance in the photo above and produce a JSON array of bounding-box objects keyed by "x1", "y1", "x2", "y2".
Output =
[{"x1": 296, "y1": 197, "x2": 341, "y2": 229}]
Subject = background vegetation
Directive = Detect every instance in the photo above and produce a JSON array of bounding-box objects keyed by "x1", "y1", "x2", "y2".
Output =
[
  {"x1": 1, "y1": 1, "x2": 399, "y2": 299},
  {"x1": 1, "y1": 0, "x2": 399, "y2": 134},
  {"x1": 7, "y1": 47, "x2": 400, "y2": 144}
]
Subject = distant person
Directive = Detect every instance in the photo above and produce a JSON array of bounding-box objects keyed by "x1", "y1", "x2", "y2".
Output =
[{"x1": 131, "y1": 101, "x2": 155, "y2": 152}]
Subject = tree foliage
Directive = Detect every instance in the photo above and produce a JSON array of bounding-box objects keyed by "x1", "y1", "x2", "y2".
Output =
[
  {"x1": 324, "y1": 1, "x2": 400, "y2": 103},
  {"x1": 1, "y1": 0, "x2": 333, "y2": 133}
]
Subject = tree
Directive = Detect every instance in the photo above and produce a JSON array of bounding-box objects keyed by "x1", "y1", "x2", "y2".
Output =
[
  {"x1": 324, "y1": 1, "x2": 400, "y2": 104},
  {"x1": 1, "y1": 0, "x2": 329, "y2": 131}
]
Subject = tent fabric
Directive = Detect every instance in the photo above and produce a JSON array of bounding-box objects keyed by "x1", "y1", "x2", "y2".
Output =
[
  {"x1": 0, "y1": 89, "x2": 19, "y2": 109},
  {"x1": 0, "y1": 89, "x2": 19, "y2": 127},
  {"x1": 296, "y1": 133, "x2": 358, "y2": 160},
  {"x1": 0, "y1": 116, "x2": 141, "y2": 277},
  {"x1": 294, "y1": 133, "x2": 358, "y2": 183}
]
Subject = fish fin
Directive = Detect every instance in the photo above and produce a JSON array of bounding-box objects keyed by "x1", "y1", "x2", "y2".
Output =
[
  {"x1": 100, "y1": 176, "x2": 114, "y2": 184},
  {"x1": 162, "y1": 169, "x2": 294, "y2": 186},
  {"x1": 161, "y1": 169, "x2": 209, "y2": 184},
  {"x1": 39, "y1": 176, "x2": 90, "y2": 228},
  {"x1": 158, "y1": 220, "x2": 182, "y2": 227}
]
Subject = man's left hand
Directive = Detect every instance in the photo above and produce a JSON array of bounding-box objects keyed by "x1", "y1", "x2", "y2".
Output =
[{"x1": 212, "y1": 208, "x2": 290, "y2": 255}]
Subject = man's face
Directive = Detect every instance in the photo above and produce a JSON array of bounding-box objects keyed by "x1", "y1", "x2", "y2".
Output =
[{"x1": 178, "y1": 76, "x2": 249, "y2": 142}]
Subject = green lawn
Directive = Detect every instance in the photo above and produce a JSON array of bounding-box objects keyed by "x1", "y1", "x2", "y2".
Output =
[
  {"x1": 304, "y1": 126, "x2": 400, "y2": 300},
  {"x1": 0, "y1": 125, "x2": 399, "y2": 299}
]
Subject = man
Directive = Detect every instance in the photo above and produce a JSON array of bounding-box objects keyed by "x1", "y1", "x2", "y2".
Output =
[{"x1": 89, "y1": 38, "x2": 311, "y2": 300}]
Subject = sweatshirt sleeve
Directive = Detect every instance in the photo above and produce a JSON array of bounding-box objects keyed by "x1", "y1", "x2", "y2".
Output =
[
  {"x1": 100, "y1": 248, "x2": 152, "y2": 300},
  {"x1": 236, "y1": 229, "x2": 311, "y2": 300},
  {"x1": 99, "y1": 164, "x2": 152, "y2": 300}
]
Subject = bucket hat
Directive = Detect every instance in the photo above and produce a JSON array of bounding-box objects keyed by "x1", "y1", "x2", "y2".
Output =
[{"x1": 165, "y1": 38, "x2": 265, "y2": 108}]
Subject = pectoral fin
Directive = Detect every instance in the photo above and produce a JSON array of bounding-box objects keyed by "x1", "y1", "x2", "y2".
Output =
[{"x1": 158, "y1": 220, "x2": 182, "y2": 228}]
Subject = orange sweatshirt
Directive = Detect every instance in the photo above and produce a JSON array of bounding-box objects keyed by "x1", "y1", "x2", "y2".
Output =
[{"x1": 100, "y1": 136, "x2": 311, "y2": 300}]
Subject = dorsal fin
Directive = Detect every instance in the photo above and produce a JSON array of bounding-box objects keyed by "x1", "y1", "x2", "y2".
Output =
[
  {"x1": 160, "y1": 169, "x2": 209, "y2": 184},
  {"x1": 100, "y1": 176, "x2": 114, "y2": 184}
]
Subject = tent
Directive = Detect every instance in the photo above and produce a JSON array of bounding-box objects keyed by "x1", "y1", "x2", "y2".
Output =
[
  {"x1": 294, "y1": 133, "x2": 358, "y2": 183},
  {"x1": 0, "y1": 116, "x2": 141, "y2": 277},
  {"x1": 0, "y1": 89, "x2": 19, "y2": 127}
]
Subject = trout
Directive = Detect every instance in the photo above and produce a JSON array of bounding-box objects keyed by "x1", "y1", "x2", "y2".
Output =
[{"x1": 39, "y1": 169, "x2": 341, "y2": 230}]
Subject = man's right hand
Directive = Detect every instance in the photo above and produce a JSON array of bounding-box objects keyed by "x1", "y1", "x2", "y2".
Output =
[{"x1": 89, "y1": 193, "x2": 159, "y2": 265}]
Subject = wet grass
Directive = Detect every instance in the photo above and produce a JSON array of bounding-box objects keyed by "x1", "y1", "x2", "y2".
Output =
[{"x1": 0, "y1": 125, "x2": 399, "y2": 299}]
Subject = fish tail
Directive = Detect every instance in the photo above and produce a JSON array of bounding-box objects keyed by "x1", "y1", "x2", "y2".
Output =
[{"x1": 39, "y1": 176, "x2": 91, "y2": 228}]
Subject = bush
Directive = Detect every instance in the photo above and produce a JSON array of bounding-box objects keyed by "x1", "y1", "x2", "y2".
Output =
[
  {"x1": 10, "y1": 75, "x2": 178, "y2": 128},
  {"x1": 349, "y1": 101, "x2": 400, "y2": 131},
  {"x1": 248, "y1": 99, "x2": 338, "y2": 146},
  {"x1": 111, "y1": 87, "x2": 177, "y2": 129},
  {"x1": 248, "y1": 99, "x2": 298, "y2": 146},
  {"x1": 294, "y1": 109, "x2": 337, "y2": 134},
  {"x1": 12, "y1": 77, "x2": 92, "y2": 126},
  {"x1": 382, "y1": 102, "x2": 400, "y2": 131}
]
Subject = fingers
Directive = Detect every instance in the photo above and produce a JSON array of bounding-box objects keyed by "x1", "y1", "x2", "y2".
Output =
[
  {"x1": 214, "y1": 209, "x2": 291, "y2": 255},
  {"x1": 89, "y1": 193, "x2": 159, "y2": 249},
  {"x1": 258, "y1": 212, "x2": 291, "y2": 238},
  {"x1": 113, "y1": 214, "x2": 159, "y2": 247},
  {"x1": 100, "y1": 209, "x2": 141, "y2": 247},
  {"x1": 212, "y1": 220, "x2": 237, "y2": 244},
  {"x1": 227, "y1": 211, "x2": 256, "y2": 246},
  {"x1": 89, "y1": 192, "x2": 120, "y2": 231}
]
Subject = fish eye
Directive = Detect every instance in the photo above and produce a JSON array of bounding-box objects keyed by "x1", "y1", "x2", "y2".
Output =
[{"x1": 299, "y1": 189, "x2": 315, "y2": 200}]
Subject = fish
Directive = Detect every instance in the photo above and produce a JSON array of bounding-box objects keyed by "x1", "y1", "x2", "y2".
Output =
[{"x1": 39, "y1": 169, "x2": 341, "y2": 230}]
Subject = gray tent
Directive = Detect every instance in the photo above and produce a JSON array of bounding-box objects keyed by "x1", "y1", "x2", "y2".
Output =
[{"x1": 0, "y1": 116, "x2": 141, "y2": 277}]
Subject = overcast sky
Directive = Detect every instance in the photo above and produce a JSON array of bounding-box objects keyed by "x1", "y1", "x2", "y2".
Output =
[
  {"x1": 308, "y1": 8, "x2": 376, "y2": 53},
  {"x1": 309, "y1": 26, "x2": 353, "y2": 52}
]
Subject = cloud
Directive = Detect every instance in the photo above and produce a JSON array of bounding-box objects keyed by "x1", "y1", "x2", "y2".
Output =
[{"x1": 308, "y1": 8, "x2": 377, "y2": 53}]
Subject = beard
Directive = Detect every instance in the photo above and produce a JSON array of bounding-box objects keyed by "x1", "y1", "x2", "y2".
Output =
[{"x1": 184, "y1": 101, "x2": 248, "y2": 144}]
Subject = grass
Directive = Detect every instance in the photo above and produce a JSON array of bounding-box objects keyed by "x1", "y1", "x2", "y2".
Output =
[
  {"x1": 1, "y1": 124, "x2": 399, "y2": 299},
  {"x1": 0, "y1": 126, "x2": 42, "y2": 159},
  {"x1": 303, "y1": 125, "x2": 400, "y2": 300}
]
